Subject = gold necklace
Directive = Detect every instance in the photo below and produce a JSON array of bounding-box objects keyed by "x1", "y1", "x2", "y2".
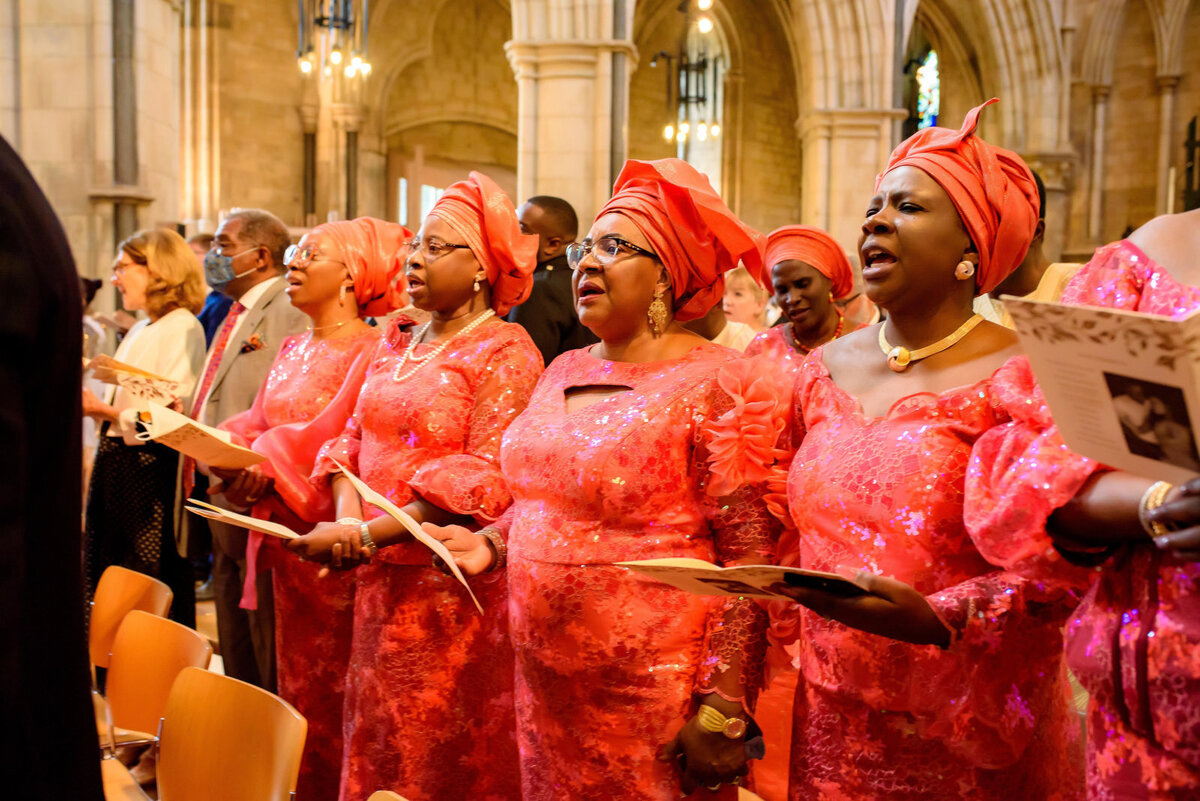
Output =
[
  {"x1": 308, "y1": 318, "x2": 355, "y2": 334},
  {"x1": 878, "y1": 313, "x2": 984, "y2": 372}
]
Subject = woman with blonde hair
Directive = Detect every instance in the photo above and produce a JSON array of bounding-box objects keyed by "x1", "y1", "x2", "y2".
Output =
[{"x1": 83, "y1": 227, "x2": 206, "y2": 625}]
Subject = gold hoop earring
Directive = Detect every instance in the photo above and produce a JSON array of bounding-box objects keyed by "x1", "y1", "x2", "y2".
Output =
[
  {"x1": 648, "y1": 287, "x2": 669, "y2": 335},
  {"x1": 955, "y1": 260, "x2": 976, "y2": 281}
]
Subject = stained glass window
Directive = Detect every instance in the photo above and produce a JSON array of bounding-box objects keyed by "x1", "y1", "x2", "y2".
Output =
[{"x1": 916, "y1": 50, "x2": 940, "y2": 129}]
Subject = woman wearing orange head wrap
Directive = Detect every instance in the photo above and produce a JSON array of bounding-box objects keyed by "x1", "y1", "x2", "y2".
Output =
[
  {"x1": 214, "y1": 216, "x2": 410, "y2": 800},
  {"x1": 746, "y1": 225, "x2": 864, "y2": 372},
  {"x1": 287, "y1": 173, "x2": 542, "y2": 801},
  {"x1": 425, "y1": 159, "x2": 783, "y2": 799},
  {"x1": 765, "y1": 100, "x2": 1093, "y2": 799}
]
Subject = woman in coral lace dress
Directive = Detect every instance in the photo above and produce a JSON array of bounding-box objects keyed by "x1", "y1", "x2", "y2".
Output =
[
  {"x1": 216, "y1": 217, "x2": 409, "y2": 801},
  {"x1": 1041, "y1": 207, "x2": 1200, "y2": 800},
  {"x1": 286, "y1": 172, "x2": 541, "y2": 801},
  {"x1": 746, "y1": 225, "x2": 864, "y2": 375},
  {"x1": 430, "y1": 159, "x2": 785, "y2": 800},
  {"x1": 767, "y1": 100, "x2": 1098, "y2": 799}
]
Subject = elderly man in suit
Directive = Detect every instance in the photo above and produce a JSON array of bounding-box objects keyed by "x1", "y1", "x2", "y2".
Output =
[{"x1": 180, "y1": 208, "x2": 306, "y2": 690}]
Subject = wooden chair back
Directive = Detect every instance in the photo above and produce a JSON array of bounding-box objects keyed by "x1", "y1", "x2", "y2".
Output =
[
  {"x1": 367, "y1": 793, "x2": 410, "y2": 801},
  {"x1": 105, "y1": 611, "x2": 212, "y2": 736},
  {"x1": 89, "y1": 565, "x2": 172, "y2": 669},
  {"x1": 156, "y1": 667, "x2": 307, "y2": 801}
]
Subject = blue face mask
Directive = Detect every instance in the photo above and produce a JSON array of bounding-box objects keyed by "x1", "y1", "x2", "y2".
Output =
[{"x1": 204, "y1": 247, "x2": 258, "y2": 291}]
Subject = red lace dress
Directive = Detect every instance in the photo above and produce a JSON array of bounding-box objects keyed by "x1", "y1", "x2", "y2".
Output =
[
  {"x1": 1059, "y1": 240, "x2": 1200, "y2": 799},
  {"x1": 220, "y1": 327, "x2": 379, "y2": 801},
  {"x1": 312, "y1": 318, "x2": 543, "y2": 801},
  {"x1": 778, "y1": 348, "x2": 1096, "y2": 800},
  {"x1": 497, "y1": 344, "x2": 782, "y2": 800}
]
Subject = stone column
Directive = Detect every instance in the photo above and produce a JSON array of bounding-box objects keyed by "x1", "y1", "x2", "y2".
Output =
[
  {"x1": 299, "y1": 103, "x2": 318, "y2": 227},
  {"x1": 505, "y1": 38, "x2": 637, "y2": 224},
  {"x1": 1022, "y1": 152, "x2": 1076, "y2": 261},
  {"x1": 1156, "y1": 74, "x2": 1180, "y2": 215},
  {"x1": 797, "y1": 108, "x2": 909, "y2": 254},
  {"x1": 1087, "y1": 85, "x2": 1110, "y2": 245},
  {"x1": 181, "y1": 0, "x2": 220, "y2": 232}
]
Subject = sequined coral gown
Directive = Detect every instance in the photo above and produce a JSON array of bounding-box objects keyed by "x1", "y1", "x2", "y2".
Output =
[
  {"x1": 220, "y1": 327, "x2": 379, "y2": 801},
  {"x1": 499, "y1": 344, "x2": 779, "y2": 801},
  {"x1": 313, "y1": 317, "x2": 542, "y2": 801},
  {"x1": 780, "y1": 347, "x2": 1095, "y2": 800},
  {"x1": 1059, "y1": 240, "x2": 1200, "y2": 800}
]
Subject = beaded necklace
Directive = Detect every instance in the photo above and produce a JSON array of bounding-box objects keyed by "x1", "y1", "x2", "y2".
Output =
[
  {"x1": 391, "y1": 309, "x2": 495, "y2": 382},
  {"x1": 787, "y1": 308, "x2": 845, "y2": 354}
]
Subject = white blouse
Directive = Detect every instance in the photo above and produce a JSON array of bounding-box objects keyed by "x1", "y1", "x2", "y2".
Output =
[{"x1": 105, "y1": 307, "x2": 206, "y2": 445}]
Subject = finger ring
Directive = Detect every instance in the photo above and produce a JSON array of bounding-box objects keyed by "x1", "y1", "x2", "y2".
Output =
[{"x1": 707, "y1": 784, "x2": 721, "y2": 791}]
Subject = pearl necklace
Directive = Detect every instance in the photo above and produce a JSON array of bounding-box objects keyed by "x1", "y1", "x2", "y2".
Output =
[{"x1": 391, "y1": 309, "x2": 496, "y2": 382}]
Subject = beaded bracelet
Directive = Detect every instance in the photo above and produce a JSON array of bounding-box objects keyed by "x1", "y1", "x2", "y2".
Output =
[{"x1": 478, "y1": 527, "x2": 507, "y2": 571}]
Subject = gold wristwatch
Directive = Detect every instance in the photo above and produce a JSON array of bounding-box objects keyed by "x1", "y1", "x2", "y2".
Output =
[{"x1": 697, "y1": 703, "x2": 747, "y2": 739}]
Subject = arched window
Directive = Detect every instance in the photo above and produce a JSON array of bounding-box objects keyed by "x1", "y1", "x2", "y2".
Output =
[{"x1": 915, "y1": 50, "x2": 940, "y2": 130}]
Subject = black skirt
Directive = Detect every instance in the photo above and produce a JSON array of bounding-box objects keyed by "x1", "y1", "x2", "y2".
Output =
[{"x1": 83, "y1": 427, "x2": 194, "y2": 627}]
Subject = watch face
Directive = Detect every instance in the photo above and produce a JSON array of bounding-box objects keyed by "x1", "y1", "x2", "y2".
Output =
[{"x1": 724, "y1": 717, "x2": 748, "y2": 739}]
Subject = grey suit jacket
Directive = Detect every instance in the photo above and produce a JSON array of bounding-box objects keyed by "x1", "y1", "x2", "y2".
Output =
[{"x1": 173, "y1": 276, "x2": 308, "y2": 555}]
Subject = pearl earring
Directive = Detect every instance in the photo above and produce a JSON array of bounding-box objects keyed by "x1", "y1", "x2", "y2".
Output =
[
  {"x1": 473, "y1": 278, "x2": 481, "y2": 293},
  {"x1": 339, "y1": 284, "x2": 348, "y2": 304},
  {"x1": 955, "y1": 260, "x2": 976, "y2": 281}
]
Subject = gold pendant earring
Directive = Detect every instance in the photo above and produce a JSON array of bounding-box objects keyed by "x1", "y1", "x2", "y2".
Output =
[{"x1": 647, "y1": 287, "x2": 668, "y2": 335}]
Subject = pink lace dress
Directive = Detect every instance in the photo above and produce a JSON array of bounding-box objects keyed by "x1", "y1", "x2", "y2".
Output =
[
  {"x1": 312, "y1": 317, "x2": 543, "y2": 801},
  {"x1": 1059, "y1": 240, "x2": 1200, "y2": 799},
  {"x1": 778, "y1": 349, "x2": 1096, "y2": 800},
  {"x1": 497, "y1": 344, "x2": 782, "y2": 800},
  {"x1": 220, "y1": 327, "x2": 379, "y2": 801}
]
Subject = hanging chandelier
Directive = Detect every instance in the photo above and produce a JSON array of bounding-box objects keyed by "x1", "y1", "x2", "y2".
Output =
[
  {"x1": 651, "y1": 0, "x2": 721, "y2": 146},
  {"x1": 296, "y1": 0, "x2": 373, "y2": 79}
]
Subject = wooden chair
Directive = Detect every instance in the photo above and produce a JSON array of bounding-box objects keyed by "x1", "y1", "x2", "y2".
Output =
[
  {"x1": 367, "y1": 793, "x2": 410, "y2": 801},
  {"x1": 90, "y1": 565, "x2": 173, "y2": 671},
  {"x1": 157, "y1": 667, "x2": 306, "y2": 801},
  {"x1": 96, "y1": 611, "x2": 212, "y2": 754}
]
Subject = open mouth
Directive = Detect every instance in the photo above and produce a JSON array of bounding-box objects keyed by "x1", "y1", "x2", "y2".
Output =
[
  {"x1": 577, "y1": 282, "x2": 604, "y2": 298},
  {"x1": 862, "y1": 245, "x2": 897, "y2": 268},
  {"x1": 406, "y1": 276, "x2": 426, "y2": 290}
]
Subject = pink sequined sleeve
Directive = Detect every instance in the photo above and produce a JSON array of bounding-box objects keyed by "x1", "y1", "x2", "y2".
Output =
[
  {"x1": 965, "y1": 356, "x2": 1101, "y2": 579},
  {"x1": 408, "y1": 330, "x2": 543, "y2": 521},
  {"x1": 311, "y1": 343, "x2": 380, "y2": 485},
  {"x1": 693, "y1": 359, "x2": 786, "y2": 706}
]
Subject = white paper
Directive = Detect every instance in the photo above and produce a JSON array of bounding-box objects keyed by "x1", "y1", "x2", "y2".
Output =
[
  {"x1": 86, "y1": 354, "x2": 181, "y2": 405},
  {"x1": 185, "y1": 499, "x2": 299, "y2": 540},
  {"x1": 617, "y1": 557, "x2": 870, "y2": 599},
  {"x1": 1005, "y1": 296, "x2": 1200, "y2": 482},
  {"x1": 336, "y1": 463, "x2": 483, "y2": 613},
  {"x1": 142, "y1": 403, "x2": 265, "y2": 469}
]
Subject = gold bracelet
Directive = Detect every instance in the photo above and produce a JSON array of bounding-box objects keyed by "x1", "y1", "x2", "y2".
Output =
[
  {"x1": 1138, "y1": 480, "x2": 1173, "y2": 538},
  {"x1": 478, "y1": 527, "x2": 506, "y2": 571}
]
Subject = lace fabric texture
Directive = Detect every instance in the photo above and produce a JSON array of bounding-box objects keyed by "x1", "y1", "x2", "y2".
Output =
[
  {"x1": 1059, "y1": 240, "x2": 1200, "y2": 799},
  {"x1": 500, "y1": 344, "x2": 777, "y2": 800},
  {"x1": 779, "y1": 349, "x2": 1090, "y2": 800},
  {"x1": 218, "y1": 328, "x2": 378, "y2": 801},
  {"x1": 311, "y1": 317, "x2": 543, "y2": 801}
]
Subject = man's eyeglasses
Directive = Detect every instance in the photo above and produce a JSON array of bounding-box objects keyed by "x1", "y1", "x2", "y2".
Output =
[
  {"x1": 566, "y1": 236, "x2": 658, "y2": 270},
  {"x1": 406, "y1": 238, "x2": 471, "y2": 261}
]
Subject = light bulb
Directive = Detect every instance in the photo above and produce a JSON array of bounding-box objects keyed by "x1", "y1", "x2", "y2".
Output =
[
  {"x1": 298, "y1": 58, "x2": 312, "y2": 74},
  {"x1": 330, "y1": 48, "x2": 343, "y2": 65},
  {"x1": 698, "y1": 122, "x2": 708, "y2": 141},
  {"x1": 351, "y1": 55, "x2": 363, "y2": 67},
  {"x1": 698, "y1": 16, "x2": 714, "y2": 33},
  {"x1": 676, "y1": 131, "x2": 686, "y2": 143},
  {"x1": 698, "y1": 0, "x2": 713, "y2": 9},
  {"x1": 345, "y1": 64, "x2": 356, "y2": 78},
  {"x1": 361, "y1": 62, "x2": 372, "y2": 75},
  {"x1": 663, "y1": 124, "x2": 675, "y2": 141},
  {"x1": 710, "y1": 123, "x2": 721, "y2": 137},
  {"x1": 323, "y1": 66, "x2": 331, "y2": 77},
  {"x1": 680, "y1": 122, "x2": 690, "y2": 134}
]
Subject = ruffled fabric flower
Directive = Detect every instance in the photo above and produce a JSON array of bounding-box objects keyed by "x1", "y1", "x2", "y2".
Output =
[{"x1": 703, "y1": 356, "x2": 792, "y2": 498}]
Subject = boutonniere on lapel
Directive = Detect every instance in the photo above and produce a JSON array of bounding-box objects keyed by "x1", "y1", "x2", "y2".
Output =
[{"x1": 239, "y1": 333, "x2": 267, "y2": 354}]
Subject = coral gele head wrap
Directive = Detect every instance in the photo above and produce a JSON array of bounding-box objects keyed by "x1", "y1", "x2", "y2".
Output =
[
  {"x1": 597, "y1": 159, "x2": 765, "y2": 322},
  {"x1": 764, "y1": 225, "x2": 855, "y2": 300},
  {"x1": 428, "y1": 171, "x2": 538, "y2": 317},
  {"x1": 877, "y1": 98, "x2": 1039, "y2": 295},
  {"x1": 311, "y1": 217, "x2": 413, "y2": 317}
]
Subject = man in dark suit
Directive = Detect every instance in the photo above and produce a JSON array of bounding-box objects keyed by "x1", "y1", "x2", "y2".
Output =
[
  {"x1": 0, "y1": 135, "x2": 101, "y2": 799},
  {"x1": 507, "y1": 196, "x2": 597, "y2": 364},
  {"x1": 179, "y1": 208, "x2": 306, "y2": 690}
]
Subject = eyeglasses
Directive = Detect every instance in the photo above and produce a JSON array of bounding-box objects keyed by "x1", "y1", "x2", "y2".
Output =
[
  {"x1": 284, "y1": 244, "x2": 341, "y2": 269},
  {"x1": 405, "y1": 237, "x2": 471, "y2": 261},
  {"x1": 566, "y1": 236, "x2": 658, "y2": 271}
]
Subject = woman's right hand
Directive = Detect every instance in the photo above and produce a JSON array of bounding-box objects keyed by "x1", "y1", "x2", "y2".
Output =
[
  {"x1": 285, "y1": 521, "x2": 370, "y2": 571},
  {"x1": 423, "y1": 523, "x2": 495, "y2": 576},
  {"x1": 81, "y1": 387, "x2": 115, "y2": 421}
]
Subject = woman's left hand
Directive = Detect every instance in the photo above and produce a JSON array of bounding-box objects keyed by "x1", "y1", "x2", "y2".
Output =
[
  {"x1": 1147, "y1": 478, "x2": 1200, "y2": 561},
  {"x1": 660, "y1": 713, "x2": 748, "y2": 794},
  {"x1": 210, "y1": 465, "x2": 273, "y2": 509},
  {"x1": 769, "y1": 571, "x2": 951, "y2": 647},
  {"x1": 285, "y1": 521, "x2": 369, "y2": 572}
]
